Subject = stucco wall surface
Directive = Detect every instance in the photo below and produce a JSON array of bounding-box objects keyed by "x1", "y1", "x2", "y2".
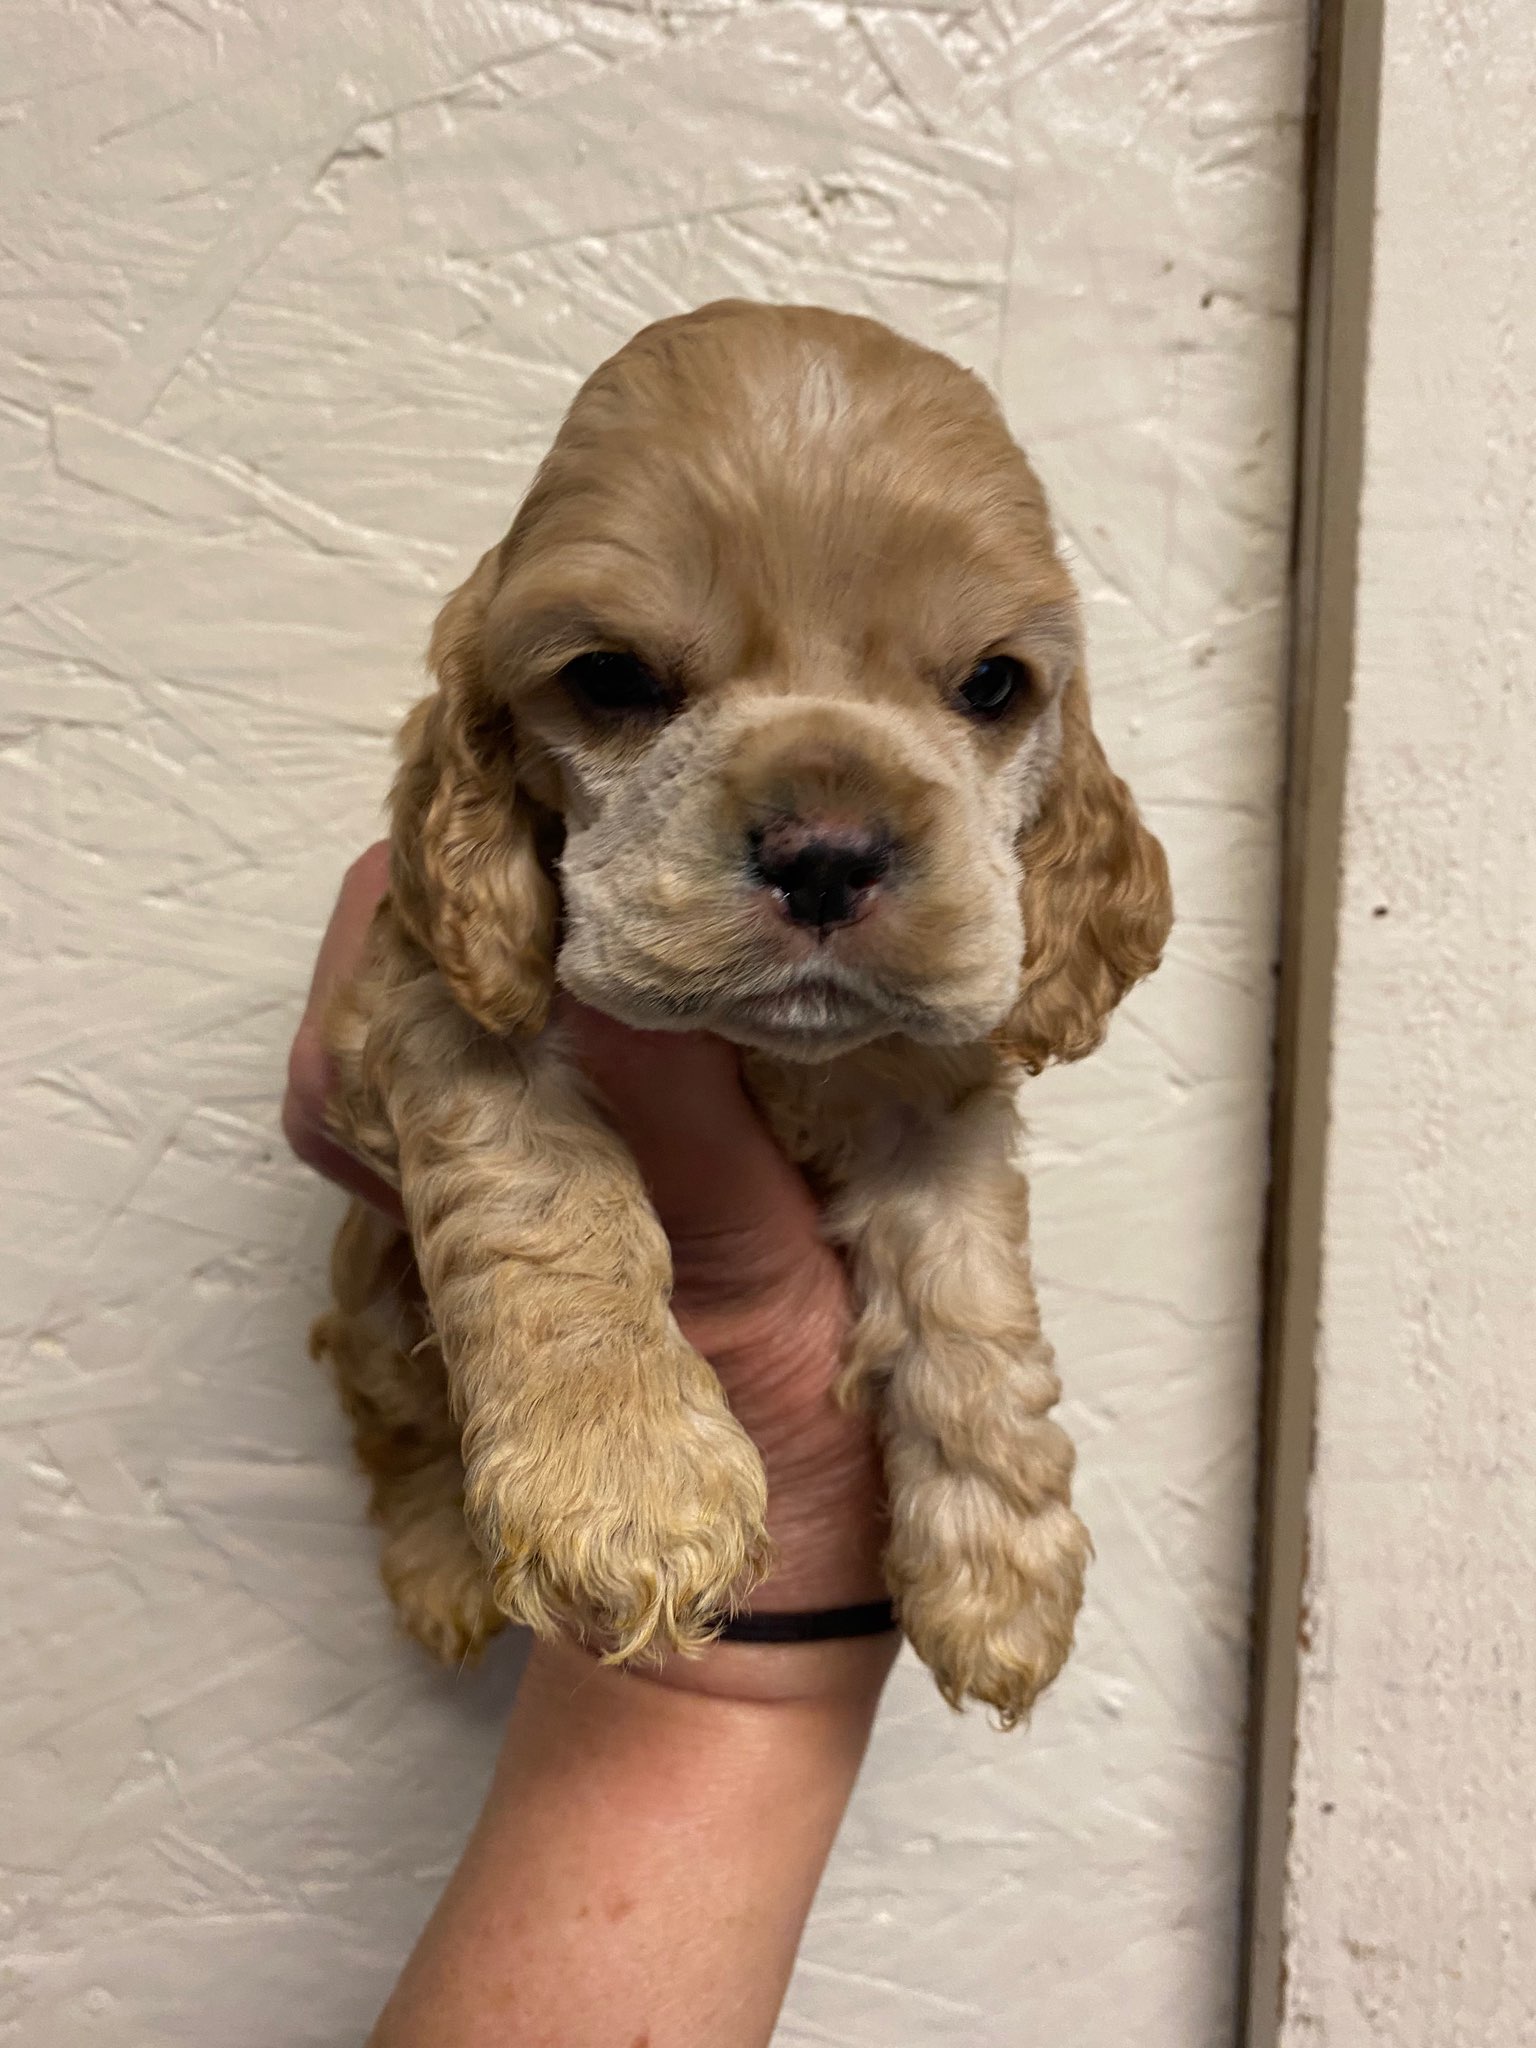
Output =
[
  {"x1": 1280, "y1": 6, "x2": 1536, "y2": 2043},
  {"x1": 0, "y1": 4, "x2": 1303, "y2": 2042}
]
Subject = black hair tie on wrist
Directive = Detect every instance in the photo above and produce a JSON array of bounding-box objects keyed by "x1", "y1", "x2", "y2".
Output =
[{"x1": 715, "y1": 1598, "x2": 898, "y2": 1645}]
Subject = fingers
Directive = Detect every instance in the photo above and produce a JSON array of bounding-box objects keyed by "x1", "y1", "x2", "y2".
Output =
[
  {"x1": 282, "y1": 843, "x2": 403, "y2": 1222},
  {"x1": 304, "y1": 841, "x2": 392, "y2": 1010},
  {"x1": 282, "y1": 1034, "x2": 405, "y2": 1222},
  {"x1": 557, "y1": 999, "x2": 831, "y2": 1309}
]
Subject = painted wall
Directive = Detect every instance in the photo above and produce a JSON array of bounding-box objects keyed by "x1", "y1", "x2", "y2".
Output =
[
  {"x1": 0, "y1": 5, "x2": 1303, "y2": 2041},
  {"x1": 1280, "y1": 4, "x2": 1536, "y2": 2040}
]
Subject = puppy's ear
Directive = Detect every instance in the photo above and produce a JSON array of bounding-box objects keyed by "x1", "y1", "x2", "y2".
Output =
[
  {"x1": 390, "y1": 549, "x2": 559, "y2": 1035},
  {"x1": 997, "y1": 670, "x2": 1172, "y2": 1073}
]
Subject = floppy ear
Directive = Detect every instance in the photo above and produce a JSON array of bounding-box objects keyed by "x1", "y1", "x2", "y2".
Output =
[
  {"x1": 998, "y1": 669, "x2": 1172, "y2": 1074},
  {"x1": 389, "y1": 548, "x2": 560, "y2": 1036}
]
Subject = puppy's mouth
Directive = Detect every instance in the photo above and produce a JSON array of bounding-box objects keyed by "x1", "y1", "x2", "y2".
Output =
[
  {"x1": 559, "y1": 947, "x2": 929, "y2": 1056},
  {"x1": 716, "y1": 973, "x2": 897, "y2": 1052}
]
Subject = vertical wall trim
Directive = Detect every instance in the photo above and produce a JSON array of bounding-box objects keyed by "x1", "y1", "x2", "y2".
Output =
[{"x1": 1239, "y1": 0, "x2": 1386, "y2": 2040}]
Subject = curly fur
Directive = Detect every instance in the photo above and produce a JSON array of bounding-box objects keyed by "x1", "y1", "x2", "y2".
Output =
[{"x1": 313, "y1": 301, "x2": 1171, "y2": 1723}]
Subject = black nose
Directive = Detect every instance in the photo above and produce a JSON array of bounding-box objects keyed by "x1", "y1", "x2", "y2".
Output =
[{"x1": 750, "y1": 828, "x2": 891, "y2": 931}]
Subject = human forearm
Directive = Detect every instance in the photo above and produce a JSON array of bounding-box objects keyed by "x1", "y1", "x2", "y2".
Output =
[{"x1": 368, "y1": 1632, "x2": 894, "y2": 2048}]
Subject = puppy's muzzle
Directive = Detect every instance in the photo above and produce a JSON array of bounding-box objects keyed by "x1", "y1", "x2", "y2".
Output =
[{"x1": 748, "y1": 816, "x2": 893, "y2": 934}]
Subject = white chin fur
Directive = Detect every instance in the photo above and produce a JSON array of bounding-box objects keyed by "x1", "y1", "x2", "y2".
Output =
[
  {"x1": 555, "y1": 962, "x2": 1012, "y2": 1061},
  {"x1": 555, "y1": 955, "x2": 894, "y2": 1057}
]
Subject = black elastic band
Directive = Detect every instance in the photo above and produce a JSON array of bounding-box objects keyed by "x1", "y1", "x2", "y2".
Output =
[{"x1": 715, "y1": 1598, "x2": 898, "y2": 1645}]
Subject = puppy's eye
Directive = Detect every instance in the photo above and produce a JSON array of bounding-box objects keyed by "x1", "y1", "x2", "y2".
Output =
[
  {"x1": 559, "y1": 650, "x2": 674, "y2": 717},
  {"x1": 957, "y1": 655, "x2": 1033, "y2": 719}
]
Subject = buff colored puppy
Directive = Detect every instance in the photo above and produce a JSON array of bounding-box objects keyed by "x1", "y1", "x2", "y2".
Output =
[{"x1": 314, "y1": 301, "x2": 1171, "y2": 1725}]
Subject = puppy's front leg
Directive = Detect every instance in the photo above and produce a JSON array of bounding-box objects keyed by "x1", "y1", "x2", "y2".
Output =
[
  {"x1": 330, "y1": 958, "x2": 771, "y2": 1662},
  {"x1": 835, "y1": 1078, "x2": 1090, "y2": 1726}
]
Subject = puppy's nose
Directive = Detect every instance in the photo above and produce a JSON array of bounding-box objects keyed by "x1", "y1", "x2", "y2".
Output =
[{"x1": 750, "y1": 821, "x2": 891, "y2": 931}]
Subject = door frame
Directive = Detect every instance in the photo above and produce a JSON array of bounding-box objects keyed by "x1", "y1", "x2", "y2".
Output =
[{"x1": 1238, "y1": 1, "x2": 1386, "y2": 2039}]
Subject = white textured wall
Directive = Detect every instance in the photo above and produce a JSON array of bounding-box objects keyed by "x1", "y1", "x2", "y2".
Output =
[
  {"x1": 1280, "y1": 5, "x2": 1536, "y2": 2041},
  {"x1": 0, "y1": 5, "x2": 1303, "y2": 2042}
]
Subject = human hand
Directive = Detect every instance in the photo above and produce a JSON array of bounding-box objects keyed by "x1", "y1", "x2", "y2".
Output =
[
  {"x1": 283, "y1": 841, "x2": 403, "y2": 1221},
  {"x1": 284, "y1": 847, "x2": 890, "y2": 1693}
]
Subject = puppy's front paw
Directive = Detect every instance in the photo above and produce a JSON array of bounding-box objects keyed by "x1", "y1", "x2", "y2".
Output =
[
  {"x1": 380, "y1": 1494, "x2": 505, "y2": 1668},
  {"x1": 466, "y1": 1360, "x2": 773, "y2": 1662},
  {"x1": 889, "y1": 1482, "x2": 1090, "y2": 1728}
]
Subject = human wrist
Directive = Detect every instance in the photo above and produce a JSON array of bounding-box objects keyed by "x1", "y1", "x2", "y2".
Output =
[
  {"x1": 533, "y1": 1621, "x2": 897, "y2": 1713},
  {"x1": 529, "y1": 1258, "x2": 896, "y2": 1708},
  {"x1": 635, "y1": 1285, "x2": 894, "y2": 1708}
]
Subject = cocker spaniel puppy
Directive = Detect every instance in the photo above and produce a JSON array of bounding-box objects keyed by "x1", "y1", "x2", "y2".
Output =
[{"x1": 314, "y1": 301, "x2": 1171, "y2": 1725}]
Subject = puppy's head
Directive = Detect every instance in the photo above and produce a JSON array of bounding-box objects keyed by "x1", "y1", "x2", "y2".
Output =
[{"x1": 391, "y1": 302, "x2": 1171, "y2": 1067}]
